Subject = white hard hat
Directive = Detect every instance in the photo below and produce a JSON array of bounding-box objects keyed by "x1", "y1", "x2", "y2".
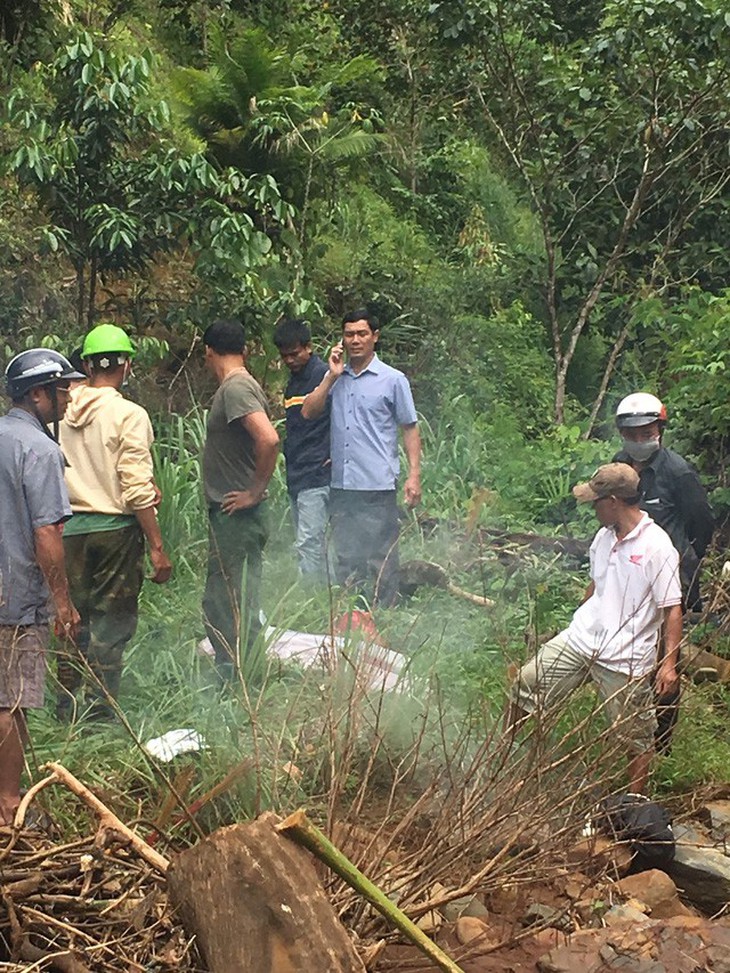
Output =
[{"x1": 615, "y1": 392, "x2": 667, "y2": 428}]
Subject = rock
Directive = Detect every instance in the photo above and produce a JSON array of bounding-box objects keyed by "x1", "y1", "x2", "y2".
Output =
[
  {"x1": 696, "y1": 800, "x2": 730, "y2": 842},
  {"x1": 603, "y1": 903, "x2": 651, "y2": 926},
  {"x1": 537, "y1": 936, "x2": 603, "y2": 973},
  {"x1": 537, "y1": 916, "x2": 730, "y2": 972},
  {"x1": 440, "y1": 892, "x2": 489, "y2": 922},
  {"x1": 563, "y1": 872, "x2": 595, "y2": 900},
  {"x1": 455, "y1": 916, "x2": 496, "y2": 948},
  {"x1": 665, "y1": 839, "x2": 730, "y2": 914},
  {"x1": 567, "y1": 835, "x2": 632, "y2": 876},
  {"x1": 523, "y1": 902, "x2": 573, "y2": 932},
  {"x1": 706, "y1": 944, "x2": 730, "y2": 973},
  {"x1": 672, "y1": 820, "x2": 713, "y2": 846},
  {"x1": 624, "y1": 897, "x2": 650, "y2": 913},
  {"x1": 415, "y1": 908, "x2": 443, "y2": 933},
  {"x1": 616, "y1": 869, "x2": 693, "y2": 919},
  {"x1": 528, "y1": 928, "x2": 571, "y2": 952}
]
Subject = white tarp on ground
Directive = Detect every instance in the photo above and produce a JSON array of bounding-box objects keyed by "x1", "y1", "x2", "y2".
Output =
[{"x1": 197, "y1": 628, "x2": 406, "y2": 693}]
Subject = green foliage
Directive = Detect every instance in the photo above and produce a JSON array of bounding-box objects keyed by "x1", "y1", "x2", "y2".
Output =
[
  {"x1": 419, "y1": 396, "x2": 608, "y2": 529},
  {"x1": 172, "y1": 24, "x2": 386, "y2": 252},
  {"x1": 151, "y1": 409, "x2": 207, "y2": 563},
  {"x1": 431, "y1": 0, "x2": 730, "y2": 422},
  {"x1": 6, "y1": 28, "x2": 292, "y2": 332},
  {"x1": 655, "y1": 684, "x2": 730, "y2": 792},
  {"x1": 431, "y1": 302, "x2": 555, "y2": 435},
  {"x1": 644, "y1": 288, "x2": 730, "y2": 495}
]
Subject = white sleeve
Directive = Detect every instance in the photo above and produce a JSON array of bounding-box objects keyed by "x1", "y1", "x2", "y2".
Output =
[
  {"x1": 588, "y1": 529, "x2": 602, "y2": 583},
  {"x1": 645, "y1": 542, "x2": 682, "y2": 608}
]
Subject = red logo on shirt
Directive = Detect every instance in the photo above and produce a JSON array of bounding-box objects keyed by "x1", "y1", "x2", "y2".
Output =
[{"x1": 629, "y1": 554, "x2": 643, "y2": 564}]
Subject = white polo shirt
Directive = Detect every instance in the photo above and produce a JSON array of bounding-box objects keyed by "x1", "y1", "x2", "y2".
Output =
[{"x1": 567, "y1": 513, "x2": 681, "y2": 675}]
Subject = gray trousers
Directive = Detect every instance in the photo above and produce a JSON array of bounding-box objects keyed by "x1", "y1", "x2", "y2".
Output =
[{"x1": 203, "y1": 505, "x2": 268, "y2": 682}]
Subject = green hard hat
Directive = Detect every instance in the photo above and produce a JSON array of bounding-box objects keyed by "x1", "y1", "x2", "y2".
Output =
[{"x1": 81, "y1": 324, "x2": 136, "y2": 360}]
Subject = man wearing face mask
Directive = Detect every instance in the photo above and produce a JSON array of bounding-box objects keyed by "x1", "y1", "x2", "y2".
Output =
[
  {"x1": 613, "y1": 392, "x2": 714, "y2": 752},
  {"x1": 58, "y1": 324, "x2": 172, "y2": 720}
]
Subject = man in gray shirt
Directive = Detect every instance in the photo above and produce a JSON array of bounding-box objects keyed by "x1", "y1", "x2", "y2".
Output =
[
  {"x1": 202, "y1": 319, "x2": 279, "y2": 684},
  {"x1": 0, "y1": 349, "x2": 81, "y2": 825},
  {"x1": 302, "y1": 309, "x2": 421, "y2": 607}
]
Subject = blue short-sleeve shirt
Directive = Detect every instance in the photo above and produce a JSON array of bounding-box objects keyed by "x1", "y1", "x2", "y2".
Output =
[
  {"x1": 329, "y1": 354, "x2": 417, "y2": 491},
  {"x1": 0, "y1": 408, "x2": 72, "y2": 625}
]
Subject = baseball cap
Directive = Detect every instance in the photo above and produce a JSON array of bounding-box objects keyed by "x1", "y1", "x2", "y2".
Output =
[{"x1": 573, "y1": 463, "x2": 640, "y2": 503}]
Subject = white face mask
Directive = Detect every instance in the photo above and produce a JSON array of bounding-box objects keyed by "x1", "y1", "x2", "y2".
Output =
[{"x1": 622, "y1": 437, "x2": 660, "y2": 462}]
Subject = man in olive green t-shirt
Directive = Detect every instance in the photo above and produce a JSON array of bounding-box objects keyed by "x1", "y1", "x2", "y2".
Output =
[{"x1": 202, "y1": 319, "x2": 279, "y2": 683}]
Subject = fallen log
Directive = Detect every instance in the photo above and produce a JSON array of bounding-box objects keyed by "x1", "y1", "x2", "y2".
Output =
[
  {"x1": 681, "y1": 646, "x2": 730, "y2": 684},
  {"x1": 277, "y1": 808, "x2": 466, "y2": 973},
  {"x1": 400, "y1": 559, "x2": 494, "y2": 607},
  {"x1": 478, "y1": 528, "x2": 589, "y2": 562}
]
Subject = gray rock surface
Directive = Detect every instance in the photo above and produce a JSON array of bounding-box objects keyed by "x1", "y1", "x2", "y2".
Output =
[{"x1": 666, "y1": 830, "x2": 730, "y2": 914}]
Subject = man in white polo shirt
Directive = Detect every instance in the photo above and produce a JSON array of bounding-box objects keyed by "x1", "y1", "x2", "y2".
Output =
[{"x1": 507, "y1": 464, "x2": 682, "y2": 794}]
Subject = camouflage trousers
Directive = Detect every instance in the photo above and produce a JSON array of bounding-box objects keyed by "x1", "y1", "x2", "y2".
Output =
[{"x1": 59, "y1": 525, "x2": 144, "y2": 719}]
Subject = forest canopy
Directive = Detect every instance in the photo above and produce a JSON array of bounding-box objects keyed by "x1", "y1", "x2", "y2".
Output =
[{"x1": 1, "y1": 0, "x2": 729, "y2": 495}]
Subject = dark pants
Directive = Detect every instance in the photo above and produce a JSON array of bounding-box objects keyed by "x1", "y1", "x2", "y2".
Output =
[
  {"x1": 655, "y1": 683, "x2": 680, "y2": 755},
  {"x1": 329, "y1": 489, "x2": 400, "y2": 608},
  {"x1": 61, "y1": 525, "x2": 145, "y2": 718},
  {"x1": 203, "y1": 505, "x2": 268, "y2": 683},
  {"x1": 655, "y1": 623, "x2": 684, "y2": 755}
]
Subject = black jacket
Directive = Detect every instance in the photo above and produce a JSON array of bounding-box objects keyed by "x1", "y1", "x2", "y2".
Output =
[
  {"x1": 613, "y1": 445, "x2": 714, "y2": 608},
  {"x1": 282, "y1": 354, "x2": 330, "y2": 497}
]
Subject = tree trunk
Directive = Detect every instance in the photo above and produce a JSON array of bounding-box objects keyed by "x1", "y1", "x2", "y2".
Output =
[
  {"x1": 167, "y1": 813, "x2": 366, "y2": 973},
  {"x1": 584, "y1": 319, "x2": 632, "y2": 438},
  {"x1": 554, "y1": 355, "x2": 568, "y2": 426},
  {"x1": 75, "y1": 261, "x2": 85, "y2": 329},
  {"x1": 87, "y1": 253, "x2": 98, "y2": 328}
]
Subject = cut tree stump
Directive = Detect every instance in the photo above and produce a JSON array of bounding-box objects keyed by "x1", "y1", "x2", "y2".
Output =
[{"x1": 167, "y1": 812, "x2": 366, "y2": 973}]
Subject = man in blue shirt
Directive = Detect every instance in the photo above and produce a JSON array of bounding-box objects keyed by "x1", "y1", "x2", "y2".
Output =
[
  {"x1": 0, "y1": 349, "x2": 81, "y2": 824},
  {"x1": 274, "y1": 318, "x2": 331, "y2": 582},
  {"x1": 302, "y1": 309, "x2": 421, "y2": 607}
]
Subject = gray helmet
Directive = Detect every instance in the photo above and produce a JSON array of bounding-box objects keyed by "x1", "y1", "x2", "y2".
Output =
[{"x1": 5, "y1": 348, "x2": 84, "y2": 399}]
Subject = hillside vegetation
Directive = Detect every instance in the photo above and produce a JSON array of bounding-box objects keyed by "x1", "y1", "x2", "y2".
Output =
[{"x1": 1, "y1": 0, "x2": 729, "y2": 842}]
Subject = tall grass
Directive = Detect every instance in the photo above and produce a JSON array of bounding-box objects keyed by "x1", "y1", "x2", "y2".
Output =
[{"x1": 417, "y1": 406, "x2": 609, "y2": 530}]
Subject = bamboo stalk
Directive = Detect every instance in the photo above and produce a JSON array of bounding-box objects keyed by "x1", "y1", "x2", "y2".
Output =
[
  {"x1": 277, "y1": 809, "x2": 466, "y2": 973},
  {"x1": 42, "y1": 762, "x2": 170, "y2": 875}
]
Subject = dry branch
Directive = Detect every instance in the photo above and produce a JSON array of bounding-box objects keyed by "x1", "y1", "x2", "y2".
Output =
[{"x1": 41, "y1": 761, "x2": 170, "y2": 874}]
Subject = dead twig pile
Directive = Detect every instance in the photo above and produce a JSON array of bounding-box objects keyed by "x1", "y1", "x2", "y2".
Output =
[{"x1": 0, "y1": 763, "x2": 204, "y2": 972}]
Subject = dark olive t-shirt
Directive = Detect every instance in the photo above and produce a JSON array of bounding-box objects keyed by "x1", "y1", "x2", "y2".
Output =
[{"x1": 203, "y1": 371, "x2": 271, "y2": 505}]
